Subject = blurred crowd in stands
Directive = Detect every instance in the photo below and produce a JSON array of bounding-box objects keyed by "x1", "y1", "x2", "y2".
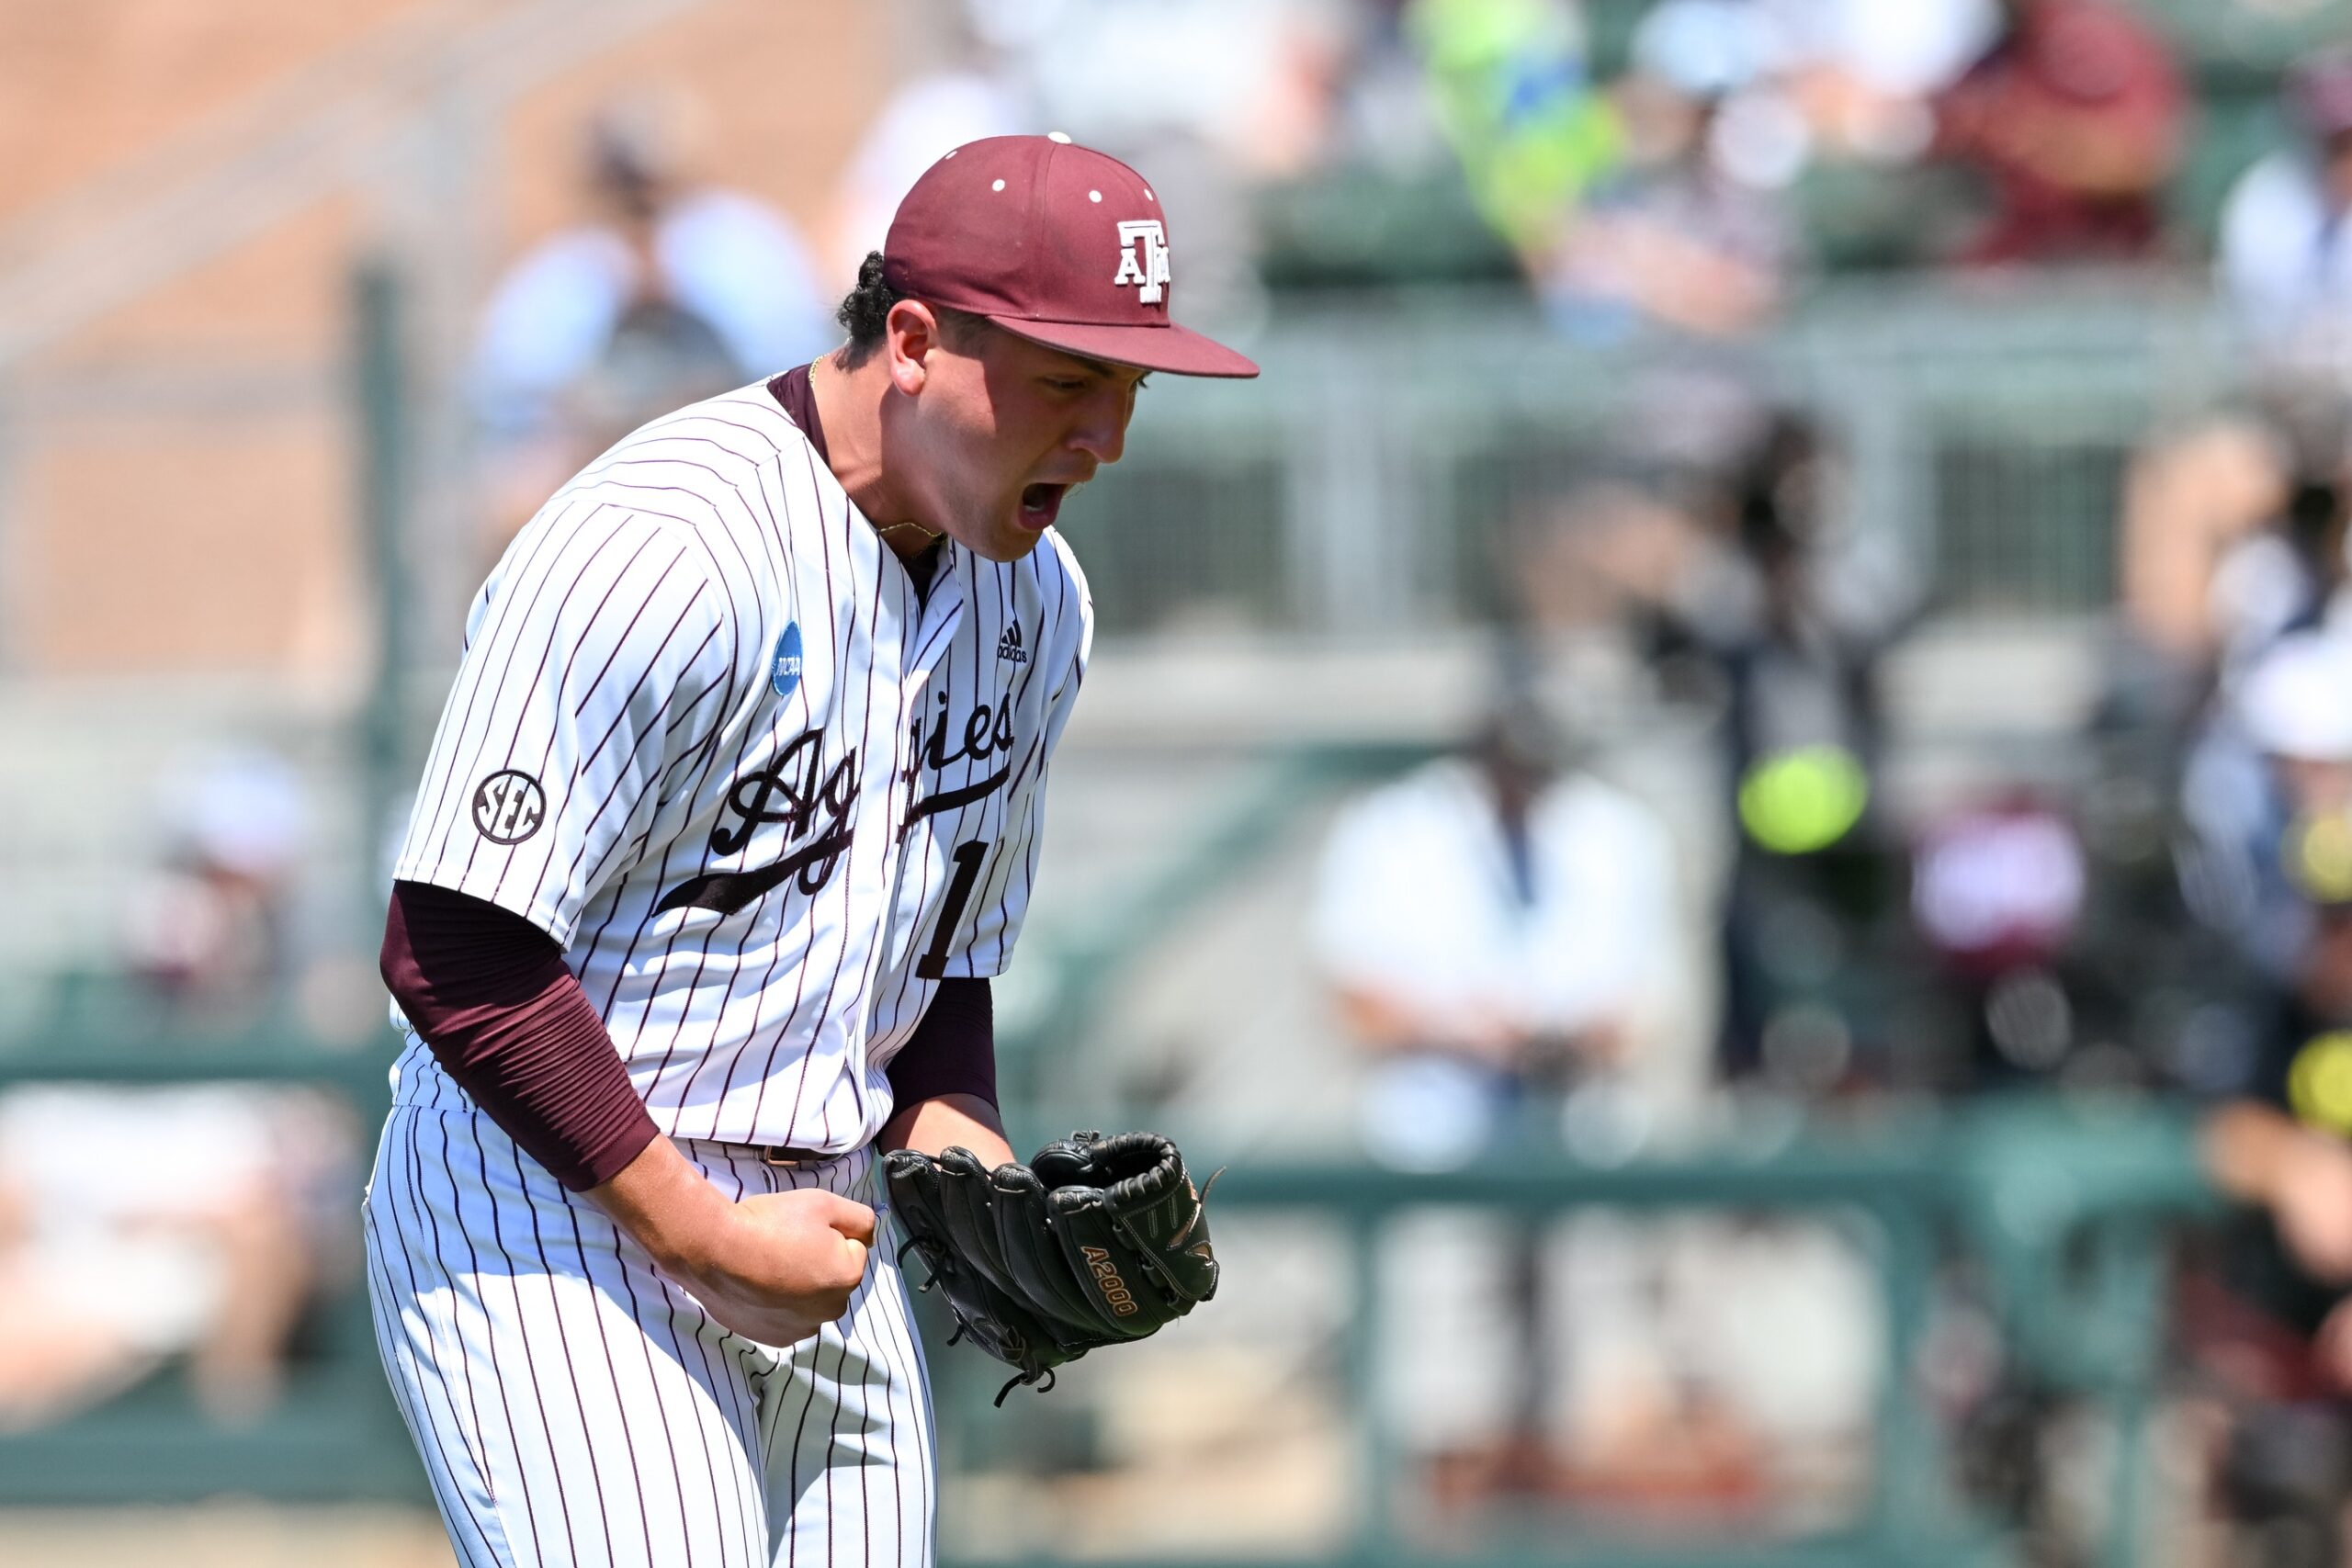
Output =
[
  {"x1": 19, "y1": 1, "x2": 2352, "y2": 1561},
  {"x1": 0, "y1": 750, "x2": 356, "y2": 1432},
  {"x1": 453, "y1": 0, "x2": 2352, "y2": 551},
  {"x1": 1181, "y1": 1, "x2": 2352, "y2": 1552}
]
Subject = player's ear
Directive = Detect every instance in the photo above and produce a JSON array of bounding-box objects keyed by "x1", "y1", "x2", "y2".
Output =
[{"x1": 885, "y1": 300, "x2": 937, "y2": 397}]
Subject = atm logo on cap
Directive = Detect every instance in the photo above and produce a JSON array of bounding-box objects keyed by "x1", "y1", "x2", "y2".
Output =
[{"x1": 1113, "y1": 220, "x2": 1170, "y2": 305}]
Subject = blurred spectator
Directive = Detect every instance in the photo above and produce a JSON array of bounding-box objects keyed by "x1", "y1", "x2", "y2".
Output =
[
  {"x1": 1491, "y1": 403, "x2": 1915, "y2": 1085},
  {"x1": 1930, "y1": 0, "x2": 2185, "y2": 265},
  {"x1": 1652, "y1": 410, "x2": 1917, "y2": 1084},
  {"x1": 0, "y1": 748, "x2": 355, "y2": 1428},
  {"x1": 2207, "y1": 418, "x2": 2352, "y2": 679},
  {"x1": 469, "y1": 94, "x2": 831, "y2": 534},
  {"x1": 0, "y1": 1086, "x2": 341, "y2": 1428},
  {"x1": 974, "y1": 0, "x2": 1340, "y2": 334},
  {"x1": 2195, "y1": 896, "x2": 2352, "y2": 1351},
  {"x1": 1310, "y1": 699, "x2": 1695, "y2": 1167},
  {"x1": 1408, "y1": 0, "x2": 1624, "y2": 260},
  {"x1": 824, "y1": 6, "x2": 1032, "y2": 288},
  {"x1": 2181, "y1": 840, "x2": 2352, "y2": 1555},
  {"x1": 1541, "y1": 0, "x2": 1804, "y2": 340},
  {"x1": 1000, "y1": 0, "x2": 1342, "y2": 181},
  {"x1": 1909, "y1": 795, "x2": 2092, "y2": 1088},
  {"x1": 1315, "y1": 0, "x2": 1454, "y2": 180},
  {"x1": 2179, "y1": 632, "x2": 2352, "y2": 987},
  {"x1": 1310, "y1": 695, "x2": 1702, "y2": 1495},
  {"x1": 2220, "y1": 49, "x2": 2352, "y2": 377},
  {"x1": 1769, "y1": 0, "x2": 1998, "y2": 165},
  {"x1": 2117, "y1": 382, "x2": 2352, "y2": 734},
  {"x1": 121, "y1": 749, "x2": 310, "y2": 1027}
]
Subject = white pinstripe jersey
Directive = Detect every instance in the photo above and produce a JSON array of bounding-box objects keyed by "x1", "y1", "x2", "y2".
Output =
[{"x1": 391, "y1": 379, "x2": 1092, "y2": 1152}]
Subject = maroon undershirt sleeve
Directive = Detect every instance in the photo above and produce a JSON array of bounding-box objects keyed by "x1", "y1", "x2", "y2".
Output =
[
  {"x1": 886, "y1": 976, "x2": 999, "y2": 1111},
  {"x1": 380, "y1": 880, "x2": 660, "y2": 1190}
]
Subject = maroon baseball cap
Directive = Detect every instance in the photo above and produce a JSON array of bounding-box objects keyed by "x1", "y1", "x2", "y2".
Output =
[{"x1": 884, "y1": 134, "x2": 1259, "y2": 379}]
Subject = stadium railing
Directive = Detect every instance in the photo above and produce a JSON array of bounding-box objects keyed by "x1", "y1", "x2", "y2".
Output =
[
  {"x1": 0, "y1": 1028, "x2": 421, "y2": 1505},
  {"x1": 938, "y1": 1098, "x2": 2214, "y2": 1568},
  {"x1": 0, "y1": 1024, "x2": 2216, "y2": 1568}
]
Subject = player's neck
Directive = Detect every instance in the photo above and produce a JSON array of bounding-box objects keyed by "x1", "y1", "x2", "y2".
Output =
[{"x1": 809, "y1": 348, "x2": 937, "y2": 561}]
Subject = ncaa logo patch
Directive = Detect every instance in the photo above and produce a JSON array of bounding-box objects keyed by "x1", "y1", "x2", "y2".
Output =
[{"x1": 770, "y1": 621, "x2": 805, "y2": 699}]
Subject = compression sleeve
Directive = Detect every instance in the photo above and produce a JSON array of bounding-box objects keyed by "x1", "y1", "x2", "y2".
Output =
[
  {"x1": 884, "y1": 976, "x2": 998, "y2": 1110},
  {"x1": 381, "y1": 879, "x2": 661, "y2": 1190}
]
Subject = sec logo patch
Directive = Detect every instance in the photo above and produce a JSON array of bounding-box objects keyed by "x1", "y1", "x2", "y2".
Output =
[
  {"x1": 771, "y1": 621, "x2": 805, "y2": 699},
  {"x1": 472, "y1": 770, "x2": 546, "y2": 845}
]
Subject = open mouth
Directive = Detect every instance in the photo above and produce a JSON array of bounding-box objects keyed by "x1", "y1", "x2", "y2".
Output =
[{"x1": 1019, "y1": 482, "x2": 1069, "y2": 529}]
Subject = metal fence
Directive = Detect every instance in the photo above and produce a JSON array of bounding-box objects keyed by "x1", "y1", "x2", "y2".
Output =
[
  {"x1": 0, "y1": 1027, "x2": 2215, "y2": 1568},
  {"x1": 0, "y1": 274, "x2": 2249, "y2": 996},
  {"x1": 1058, "y1": 277, "x2": 2235, "y2": 639},
  {"x1": 932, "y1": 1100, "x2": 2211, "y2": 1568},
  {"x1": 0, "y1": 1035, "x2": 413, "y2": 1505}
]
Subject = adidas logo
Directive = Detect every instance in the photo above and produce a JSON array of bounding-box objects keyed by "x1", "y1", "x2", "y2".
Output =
[{"x1": 996, "y1": 623, "x2": 1030, "y2": 664}]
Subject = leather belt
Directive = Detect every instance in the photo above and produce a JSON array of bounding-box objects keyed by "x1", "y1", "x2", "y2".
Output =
[{"x1": 758, "y1": 1145, "x2": 839, "y2": 1169}]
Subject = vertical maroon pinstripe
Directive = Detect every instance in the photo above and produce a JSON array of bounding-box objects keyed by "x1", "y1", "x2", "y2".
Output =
[
  {"x1": 745, "y1": 455, "x2": 883, "y2": 1136},
  {"x1": 447, "y1": 517, "x2": 660, "y2": 860},
  {"x1": 373, "y1": 1086, "x2": 504, "y2": 1508},
  {"x1": 969, "y1": 555, "x2": 1079, "y2": 973},
  {"x1": 365, "y1": 1109, "x2": 507, "y2": 1563},
  {"x1": 507, "y1": 1133, "x2": 647, "y2": 1562},
  {"x1": 469, "y1": 1121, "x2": 585, "y2": 1562},
  {"x1": 375, "y1": 1065, "x2": 944, "y2": 1566},
  {"x1": 492, "y1": 546, "x2": 695, "y2": 911},
  {"x1": 831, "y1": 549, "x2": 973, "y2": 1134},
  {"x1": 417, "y1": 1104, "x2": 552, "y2": 1552},
  {"x1": 544, "y1": 591, "x2": 715, "y2": 883},
  {"x1": 667, "y1": 443, "x2": 842, "y2": 1128},
  {"x1": 573, "y1": 497, "x2": 766, "y2": 1023},
  {"x1": 575, "y1": 1212, "x2": 710, "y2": 1564},
  {"x1": 378, "y1": 384, "x2": 1088, "y2": 1565},
  {"x1": 412, "y1": 500, "x2": 622, "y2": 861},
  {"x1": 564, "y1": 616, "x2": 727, "y2": 897},
  {"x1": 410, "y1": 494, "x2": 608, "y2": 843},
  {"x1": 864, "y1": 548, "x2": 982, "y2": 1052},
  {"x1": 578, "y1": 438, "x2": 824, "y2": 1100},
  {"x1": 654, "y1": 447, "x2": 834, "y2": 1123}
]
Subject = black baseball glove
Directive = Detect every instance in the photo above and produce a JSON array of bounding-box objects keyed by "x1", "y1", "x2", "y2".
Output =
[{"x1": 881, "y1": 1130, "x2": 1218, "y2": 1403}]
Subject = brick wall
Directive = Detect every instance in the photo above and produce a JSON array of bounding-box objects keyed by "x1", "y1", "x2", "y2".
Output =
[{"x1": 4, "y1": 0, "x2": 888, "y2": 678}]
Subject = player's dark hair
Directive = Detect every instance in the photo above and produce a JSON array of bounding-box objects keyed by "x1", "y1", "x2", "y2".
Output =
[
  {"x1": 837, "y1": 251, "x2": 899, "y2": 360},
  {"x1": 837, "y1": 250, "x2": 987, "y2": 367}
]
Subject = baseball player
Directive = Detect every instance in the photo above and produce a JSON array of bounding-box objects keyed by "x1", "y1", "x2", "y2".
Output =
[{"x1": 365, "y1": 134, "x2": 1255, "y2": 1568}]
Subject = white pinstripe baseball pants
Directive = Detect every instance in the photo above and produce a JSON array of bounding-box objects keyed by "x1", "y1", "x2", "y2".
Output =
[{"x1": 362, "y1": 1066, "x2": 935, "y2": 1568}]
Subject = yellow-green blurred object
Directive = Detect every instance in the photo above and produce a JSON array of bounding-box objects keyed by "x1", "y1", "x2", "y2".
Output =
[
  {"x1": 2285, "y1": 810, "x2": 2352, "y2": 904},
  {"x1": 1738, "y1": 745, "x2": 1870, "y2": 854},
  {"x1": 2290, "y1": 1032, "x2": 2352, "y2": 1135},
  {"x1": 1408, "y1": 0, "x2": 1624, "y2": 251}
]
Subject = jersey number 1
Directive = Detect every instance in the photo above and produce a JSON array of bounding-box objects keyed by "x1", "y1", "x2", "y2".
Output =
[{"x1": 916, "y1": 840, "x2": 989, "y2": 980}]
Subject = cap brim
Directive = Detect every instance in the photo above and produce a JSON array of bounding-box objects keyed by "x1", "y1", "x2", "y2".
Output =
[{"x1": 985, "y1": 316, "x2": 1259, "y2": 378}]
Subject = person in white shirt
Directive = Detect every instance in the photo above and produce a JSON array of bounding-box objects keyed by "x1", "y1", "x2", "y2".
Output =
[
  {"x1": 2220, "y1": 51, "x2": 2352, "y2": 369},
  {"x1": 1311, "y1": 701, "x2": 1686, "y2": 1168},
  {"x1": 469, "y1": 98, "x2": 837, "y2": 539},
  {"x1": 1307, "y1": 699, "x2": 1692, "y2": 1490}
]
